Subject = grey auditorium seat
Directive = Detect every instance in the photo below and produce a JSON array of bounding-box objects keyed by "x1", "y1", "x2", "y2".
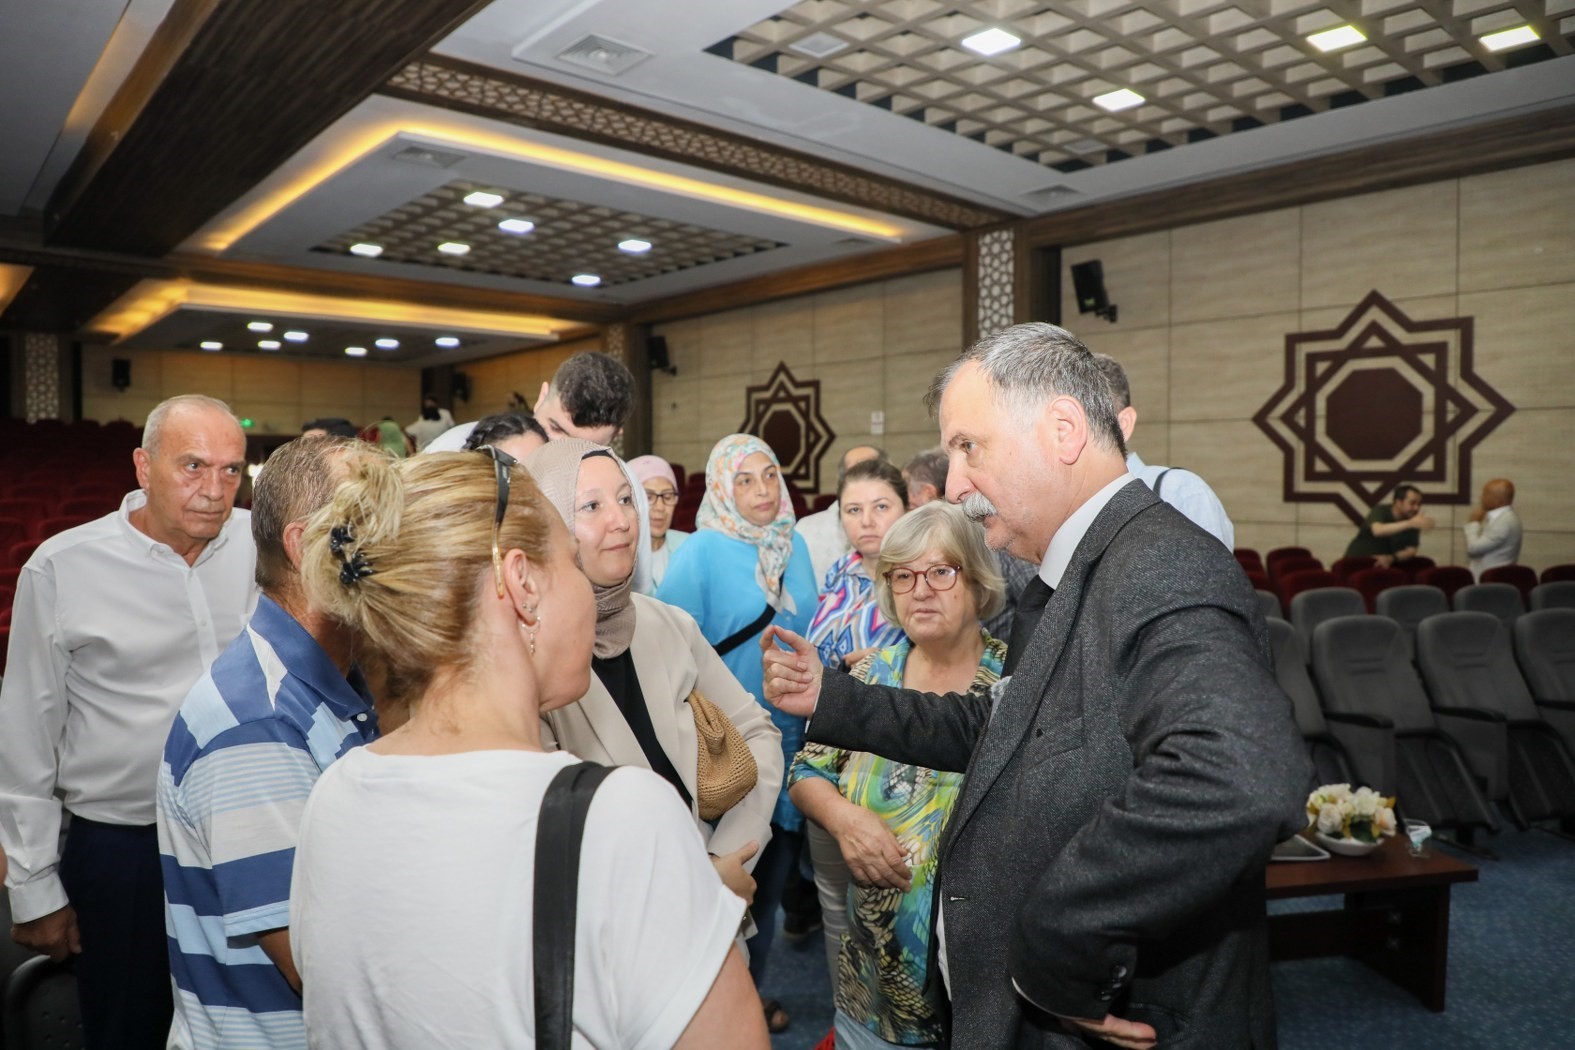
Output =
[
  {"x1": 1269, "y1": 618, "x2": 1393, "y2": 794},
  {"x1": 1376, "y1": 584, "x2": 1450, "y2": 661},
  {"x1": 1417, "y1": 612, "x2": 1575, "y2": 829},
  {"x1": 1530, "y1": 581, "x2": 1575, "y2": 612},
  {"x1": 1515, "y1": 609, "x2": 1575, "y2": 760},
  {"x1": 1312, "y1": 615, "x2": 1499, "y2": 839},
  {"x1": 1256, "y1": 589, "x2": 1283, "y2": 622},
  {"x1": 1453, "y1": 582, "x2": 1525, "y2": 627},
  {"x1": 1290, "y1": 587, "x2": 1366, "y2": 663},
  {"x1": 3, "y1": 956, "x2": 83, "y2": 1050}
]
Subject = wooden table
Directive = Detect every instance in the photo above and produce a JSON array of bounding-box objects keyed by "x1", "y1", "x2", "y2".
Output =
[{"x1": 1265, "y1": 836, "x2": 1478, "y2": 1011}]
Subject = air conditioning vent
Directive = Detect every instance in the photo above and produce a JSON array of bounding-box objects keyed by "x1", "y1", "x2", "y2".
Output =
[
  {"x1": 392, "y1": 145, "x2": 467, "y2": 169},
  {"x1": 554, "y1": 34, "x2": 652, "y2": 76},
  {"x1": 788, "y1": 32, "x2": 848, "y2": 59},
  {"x1": 1064, "y1": 138, "x2": 1105, "y2": 156}
]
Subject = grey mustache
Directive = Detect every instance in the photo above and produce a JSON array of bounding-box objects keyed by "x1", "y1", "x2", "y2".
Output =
[{"x1": 961, "y1": 493, "x2": 998, "y2": 522}]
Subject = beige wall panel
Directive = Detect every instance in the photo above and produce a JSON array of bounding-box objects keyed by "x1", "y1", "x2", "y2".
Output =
[
  {"x1": 1169, "y1": 419, "x2": 1293, "y2": 526},
  {"x1": 85, "y1": 394, "x2": 160, "y2": 427},
  {"x1": 1300, "y1": 181, "x2": 1458, "y2": 309},
  {"x1": 1457, "y1": 408, "x2": 1571, "y2": 533},
  {"x1": 1063, "y1": 231, "x2": 1171, "y2": 331},
  {"x1": 1130, "y1": 426, "x2": 1168, "y2": 467},
  {"x1": 1296, "y1": 294, "x2": 1460, "y2": 333},
  {"x1": 1167, "y1": 311, "x2": 1300, "y2": 422},
  {"x1": 698, "y1": 309, "x2": 755, "y2": 378},
  {"x1": 1294, "y1": 523, "x2": 1359, "y2": 566},
  {"x1": 1458, "y1": 158, "x2": 1575, "y2": 293},
  {"x1": 816, "y1": 358, "x2": 888, "y2": 450},
  {"x1": 240, "y1": 402, "x2": 301, "y2": 436},
  {"x1": 883, "y1": 270, "x2": 964, "y2": 355},
  {"x1": 230, "y1": 357, "x2": 300, "y2": 405},
  {"x1": 164, "y1": 352, "x2": 233, "y2": 400},
  {"x1": 813, "y1": 284, "x2": 886, "y2": 363},
  {"x1": 877, "y1": 432, "x2": 936, "y2": 470},
  {"x1": 1234, "y1": 521, "x2": 1292, "y2": 558},
  {"x1": 1456, "y1": 285, "x2": 1575, "y2": 411},
  {"x1": 1085, "y1": 325, "x2": 1169, "y2": 424},
  {"x1": 1520, "y1": 531, "x2": 1575, "y2": 573},
  {"x1": 651, "y1": 376, "x2": 701, "y2": 449},
  {"x1": 655, "y1": 319, "x2": 703, "y2": 378},
  {"x1": 1170, "y1": 208, "x2": 1301, "y2": 324},
  {"x1": 300, "y1": 361, "x2": 365, "y2": 408},
  {"x1": 698, "y1": 374, "x2": 754, "y2": 447},
  {"x1": 1295, "y1": 500, "x2": 1364, "y2": 531},
  {"x1": 660, "y1": 443, "x2": 713, "y2": 482},
  {"x1": 883, "y1": 347, "x2": 955, "y2": 437},
  {"x1": 752, "y1": 298, "x2": 816, "y2": 373},
  {"x1": 362, "y1": 365, "x2": 416, "y2": 407}
]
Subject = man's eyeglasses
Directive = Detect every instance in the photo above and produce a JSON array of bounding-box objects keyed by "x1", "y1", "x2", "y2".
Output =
[
  {"x1": 644, "y1": 489, "x2": 680, "y2": 507},
  {"x1": 884, "y1": 564, "x2": 963, "y2": 594},
  {"x1": 474, "y1": 444, "x2": 518, "y2": 597}
]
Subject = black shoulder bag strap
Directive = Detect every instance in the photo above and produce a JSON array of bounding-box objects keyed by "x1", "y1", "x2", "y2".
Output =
[
  {"x1": 534, "y1": 761, "x2": 616, "y2": 1050},
  {"x1": 714, "y1": 604, "x2": 776, "y2": 657}
]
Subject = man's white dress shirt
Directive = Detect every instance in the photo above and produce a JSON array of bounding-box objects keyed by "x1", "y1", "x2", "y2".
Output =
[
  {"x1": 795, "y1": 501, "x2": 851, "y2": 594},
  {"x1": 1125, "y1": 451, "x2": 1234, "y2": 550},
  {"x1": 0, "y1": 492, "x2": 258, "y2": 921},
  {"x1": 937, "y1": 472, "x2": 1136, "y2": 994},
  {"x1": 1465, "y1": 505, "x2": 1523, "y2": 579}
]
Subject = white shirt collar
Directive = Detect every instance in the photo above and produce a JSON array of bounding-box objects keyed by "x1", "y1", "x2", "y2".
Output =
[
  {"x1": 1484, "y1": 505, "x2": 1510, "y2": 523},
  {"x1": 1038, "y1": 472, "x2": 1135, "y2": 589}
]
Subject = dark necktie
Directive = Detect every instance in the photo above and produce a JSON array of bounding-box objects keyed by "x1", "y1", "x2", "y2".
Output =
[{"x1": 1003, "y1": 576, "x2": 1053, "y2": 677}]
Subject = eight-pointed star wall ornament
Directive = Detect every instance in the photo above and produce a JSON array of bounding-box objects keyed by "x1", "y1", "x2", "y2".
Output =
[
  {"x1": 739, "y1": 362, "x2": 836, "y2": 494},
  {"x1": 1253, "y1": 290, "x2": 1514, "y2": 526}
]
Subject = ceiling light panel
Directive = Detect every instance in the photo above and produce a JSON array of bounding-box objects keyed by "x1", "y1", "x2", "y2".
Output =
[
  {"x1": 961, "y1": 28, "x2": 1021, "y2": 56},
  {"x1": 316, "y1": 180, "x2": 783, "y2": 288},
  {"x1": 462, "y1": 190, "x2": 504, "y2": 207},
  {"x1": 708, "y1": 0, "x2": 1562, "y2": 172},
  {"x1": 1307, "y1": 25, "x2": 1366, "y2": 52},
  {"x1": 1480, "y1": 25, "x2": 1539, "y2": 51}
]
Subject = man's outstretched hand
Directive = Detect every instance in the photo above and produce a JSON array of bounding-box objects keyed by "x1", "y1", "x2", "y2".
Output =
[
  {"x1": 759, "y1": 626, "x2": 823, "y2": 719},
  {"x1": 1059, "y1": 1013, "x2": 1157, "y2": 1050}
]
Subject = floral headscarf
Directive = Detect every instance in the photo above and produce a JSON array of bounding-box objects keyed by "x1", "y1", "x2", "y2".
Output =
[
  {"x1": 697, "y1": 434, "x2": 797, "y2": 612},
  {"x1": 522, "y1": 439, "x2": 639, "y2": 659}
]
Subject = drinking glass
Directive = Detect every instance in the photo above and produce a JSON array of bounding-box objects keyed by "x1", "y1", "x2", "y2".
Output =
[{"x1": 1404, "y1": 818, "x2": 1432, "y2": 858}]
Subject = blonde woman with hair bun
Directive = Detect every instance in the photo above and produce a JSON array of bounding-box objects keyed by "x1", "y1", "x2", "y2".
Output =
[{"x1": 288, "y1": 451, "x2": 767, "y2": 1049}]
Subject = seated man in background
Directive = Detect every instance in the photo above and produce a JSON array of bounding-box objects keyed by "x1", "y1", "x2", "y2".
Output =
[
  {"x1": 159, "y1": 436, "x2": 380, "y2": 1049},
  {"x1": 1465, "y1": 477, "x2": 1522, "y2": 579},
  {"x1": 1346, "y1": 483, "x2": 1434, "y2": 568}
]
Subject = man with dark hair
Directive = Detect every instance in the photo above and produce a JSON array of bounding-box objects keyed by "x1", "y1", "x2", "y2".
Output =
[
  {"x1": 301, "y1": 417, "x2": 359, "y2": 439},
  {"x1": 406, "y1": 396, "x2": 456, "y2": 452},
  {"x1": 159, "y1": 436, "x2": 379, "y2": 1049},
  {"x1": 1092, "y1": 353, "x2": 1234, "y2": 549},
  {"x1": 903, "y1": 446, "x2": 950, "y2": 507},
  {"x1": 1345, "y1": 483, "x2": 1434, "y2": 567},
  {"x1": 1, "y1": 395, "x2": 258, "y2": 1050},
  {"x1": 764, "y1": 322, "x2": 1308, "y2": 1050},
  {"x1": 463, "y1": 409, "x2": 549, "y2": 459},
  {"x1": 534, "y1": 351, "x2": 636, "y2": 443},
  {"x1": 796, "y1": 445, "x2": 886, "y2": 593}
]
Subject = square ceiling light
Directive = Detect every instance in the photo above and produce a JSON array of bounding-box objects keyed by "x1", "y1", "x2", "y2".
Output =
[
  {"x1": 961, "y1": 28, "x2": 1021, "y2": 56},
  {"x1": 1092, "y1": 88, "x2": 1144, "y2": 112},
  {"x1": 1307, "y1": 25, "x2": 1366, "y2": 52},
  {"x1": 1481, "y1": 25, "x2": 1539, "y2": 51}
]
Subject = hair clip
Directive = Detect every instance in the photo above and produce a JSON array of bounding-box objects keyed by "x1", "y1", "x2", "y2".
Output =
[
  {"x1": 338, "y1": 550, "x2": 375, "y2": 587},
  {"x1": 329, "y1": 524, "x2": 353, "y2": 555}
]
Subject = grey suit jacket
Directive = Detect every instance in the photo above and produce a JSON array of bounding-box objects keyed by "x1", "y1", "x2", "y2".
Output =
[{"x1": 809, "y1": 480, "x2": 1311, "y2": 1049}]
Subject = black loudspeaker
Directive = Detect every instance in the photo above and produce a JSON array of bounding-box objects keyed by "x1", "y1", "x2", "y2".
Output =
[
  {"x1": 648, "y1": 335, "x2": 676, "y2": 375},
  {"x1": 1069, "y1": 260, "x2": 1117, "y2": 323},
  {"x1": 452, "y1": 371, "x2": 471, "y2": 403},
  {"x1": 111, "y1": 358, "x2": 132, "y2": 391}
]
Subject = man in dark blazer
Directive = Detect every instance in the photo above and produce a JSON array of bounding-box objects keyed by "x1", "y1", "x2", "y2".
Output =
[{"x1": 763, "y1": 323, "x2": 1311, "y2": 1049}]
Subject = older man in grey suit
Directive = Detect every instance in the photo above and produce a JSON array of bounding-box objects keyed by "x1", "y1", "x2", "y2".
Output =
[{"x1": 764, "y1": 323, "x2": 1310, "y2": 1050}]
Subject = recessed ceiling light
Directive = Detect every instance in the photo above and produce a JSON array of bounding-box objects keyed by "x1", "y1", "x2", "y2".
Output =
[
  {"x1": 348, "y1": 243, "x2": 383, "y2": 257},
  {"x1": 344, "y1": 346, "x2": 368, "y2": 357},
  {"x1": 246, "y1": 321, "x2": 273, "y2": 332},
  {"x1": 375, "y1": 338, "x2": 400, "y2": 349},
  {"x1": 1092, "y1": 88, "x2": 1145, "y2": 112},
  {"x1": 199, "y1": 341, "x2": 223, "y2": 351},
  {"x1": 788, "y1": 31, "x2": 848, "y2": 59},
  {"x1": 961, "y1": 28, "x2": 1021, "y2": 56},
  {"x1": 1307, "y1": 25, "x2": 1366, "y2": 52},
  {"x1": 463, "y1": 190, "x2": 505, "y2": 208},
  {"x1": 283, "y1": 330, "x2": 308, "y2": 343},
  {"x1": 435, "y1": 336, "x2": 461, "y2": 348},
  {"x1": 571, "y1": 274, "x2": 602, "y2": 287},
  {"x1": 257, "y1": 339, "x2": 281, "y2": 350},
  {"x1": 618, "y1": 238, "x2": 652, "y2": 253},
  {"x1": 1480, "y1": 25, "x2": 1539, "y2": 51},
  {"x1": 498, "y1": 218, "x2": 536, "y2": 235},
  {"x1": 437, "y1": 241, "x2": 471, "y2": 256}
]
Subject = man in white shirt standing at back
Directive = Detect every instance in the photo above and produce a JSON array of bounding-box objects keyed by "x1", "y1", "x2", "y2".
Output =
[
  {"x1": 1092, "y1": 353, "x2": 1235, "y2": 550},
  {"x1": 1465, "y1": 477, "x2": 1522, "y2": 579},
  {"x1": 0, "y1": 395, "x2": 258, "y2": 1050}
]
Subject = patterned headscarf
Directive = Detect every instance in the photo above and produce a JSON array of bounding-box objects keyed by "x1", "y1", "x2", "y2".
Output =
[
  {"x1": 627, "y1": 455, "x2": 678, "y2": 491},
  {"x1": 697, "y1": 434, "x2": 797, "y2": 612},
  {"x1": 522, "y1": 439, "x2": 638, "y2": 659}
]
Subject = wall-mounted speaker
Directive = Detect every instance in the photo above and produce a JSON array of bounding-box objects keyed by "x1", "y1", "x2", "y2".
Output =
[
  {"x1": 1069, "y1": 260, "x2": 1118, "y2": 323},
  {"x1": 111, "y1": 358, "x2": 132, "y2": 391},
  {"x1": 648, "y1": 335, "x2": 676, "y2": 375}
]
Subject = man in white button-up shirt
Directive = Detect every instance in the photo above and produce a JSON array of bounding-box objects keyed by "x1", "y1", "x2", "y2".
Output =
[
  {"x1": 1464, "y1": 477, "x2": 1522, "y2": 579},
  {"x1": 0, "y1": 395, "x2": 258, "y2": 1050}
]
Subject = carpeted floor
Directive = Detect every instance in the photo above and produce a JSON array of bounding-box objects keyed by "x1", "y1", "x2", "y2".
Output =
[{"x1": 764, "y1": 826, "x2": 1574, "y2": 1050}]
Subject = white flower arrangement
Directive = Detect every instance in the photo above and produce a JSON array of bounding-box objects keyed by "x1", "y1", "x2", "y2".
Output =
[{"x1": 1305, "y1": 783, "x2": 1397, "y2": 844}]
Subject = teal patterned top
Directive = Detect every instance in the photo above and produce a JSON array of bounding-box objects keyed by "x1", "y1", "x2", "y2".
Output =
[{"x1": 789, "y1": 632, "x2": 1006, "y2": 1046}]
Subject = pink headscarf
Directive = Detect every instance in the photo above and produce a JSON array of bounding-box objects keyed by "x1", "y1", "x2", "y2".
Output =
[{"x1": 627, "y1": 455, "x2": 678, "y2": 491}]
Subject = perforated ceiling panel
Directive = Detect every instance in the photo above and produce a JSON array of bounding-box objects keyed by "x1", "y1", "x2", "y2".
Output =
[
  {"x1": 712, "y1": 0, "x2": 1570, "y2": 170},
  {"x1": 315, "y1": 180, "x2": 785, "y2": 285}
]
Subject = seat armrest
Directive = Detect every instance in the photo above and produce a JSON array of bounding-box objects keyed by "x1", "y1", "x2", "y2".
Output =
[
  {"x1": 1431, "y1": 705, "x2": 1507, "y2": 723},
  {"x1": 1533, "y1": 698, "x2": 1575, "y2": 713},
  {"x1": 1324, "y1": 711, "x2": 1395, "y2": 729}
]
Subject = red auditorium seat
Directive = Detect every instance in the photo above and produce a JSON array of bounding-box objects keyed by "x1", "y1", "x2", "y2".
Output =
[
  {"x1": 1277, "y1": 570, "x2": 1345, "y2": 612},
  {"x1": 1245, "y1": 569, "x2": 1272, "y2": 594},
  {"x1": 0, "y1": 583, "x2": 13, "y2": 612},
  {"x1": 0, "y1": 626, "x2": 8, "y2": 674},
  {"x1": 6, "y1": 539, "x2": 42, "y2": 568},
  {"x1": 1348, "y1": 566, "x2": 1407, "y2": 613},
  {"x1": 1399, "y1": 555, "x2": 1435, "y2": 580},
  {"x1": 1542, "y1": 564, "x2": 1575, "y2": 584},
  {"x1": 811, "y1": 493, "x2": 837, "y2": 514},
  {"x1": 1234, "y1": 549, "x2": 1265, "y2": 573},
  {"x1": 1417, "y1": 565, "x2": 1474, "y2": 604},
  {"x1": 0, "y1": 566, "x2": 19, "y2": 589},
  {"x1": 1265, "y1": 546, "x2": 1311, "y2": 570},
  {"x1": 1270, "y1": 555, "x2": 1323, "y2": 582},
  {"x1": 0, "y1": 499, "x2": 42, "y2": 521},
  {"x1": 30, "y1": 516, "x2": 93, "y2": 542},
  {"x1": 0, "y1": 518, "x2": 28, "y2": 554},
  {"x1": 1330, "y1": 555, "x2": 1376, "y2": 582},
  {"x1": 56, "y1": 497, "x2": 118, "y2": 519},
  {"x1": 1481, "y1": 564, "x2": 1537, "y2": 604}
]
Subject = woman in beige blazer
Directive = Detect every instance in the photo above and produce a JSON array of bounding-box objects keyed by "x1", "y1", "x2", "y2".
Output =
[{"x1": 521, "y1": 439, "x2": 782, "y2": 906}]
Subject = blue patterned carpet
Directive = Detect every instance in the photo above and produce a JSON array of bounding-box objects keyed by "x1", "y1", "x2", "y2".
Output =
[{"x1": 766, "y1": 826, "x2": 1574, "y2": 1049}]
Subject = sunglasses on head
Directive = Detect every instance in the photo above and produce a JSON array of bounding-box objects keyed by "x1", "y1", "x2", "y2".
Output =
[{"x1": 473, "y1": 444, "x2": 518, "y2": 597}]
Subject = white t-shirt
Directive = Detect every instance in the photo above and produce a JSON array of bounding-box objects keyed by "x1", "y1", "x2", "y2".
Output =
[{"x1": 290, "y1": 747, "x2": 743, "y2": 1049}]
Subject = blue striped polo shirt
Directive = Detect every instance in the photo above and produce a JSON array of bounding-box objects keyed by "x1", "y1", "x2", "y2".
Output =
[{"x1": 158, "y1": 595, "x2": 378, "y2": 1050}]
